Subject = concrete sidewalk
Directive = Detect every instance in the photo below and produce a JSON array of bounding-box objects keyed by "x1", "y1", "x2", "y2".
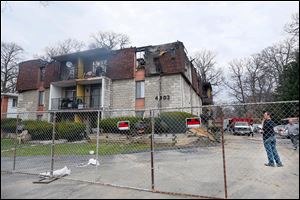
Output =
[{"x1": 1, "y1": 172, "x2": 192, "y2": 199}]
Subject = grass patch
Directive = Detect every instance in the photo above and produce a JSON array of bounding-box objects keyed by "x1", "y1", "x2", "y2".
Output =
[
  {"x1": 1, "y1": 139, "x2": 18, "y2": 150},
  {"x1": 1, "y1": 141, "x2": 152, "y2": 157}
]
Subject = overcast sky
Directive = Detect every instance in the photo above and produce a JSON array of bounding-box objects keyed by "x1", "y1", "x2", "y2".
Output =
[{"x1": 1, "y1": 1, "x2": 299, "y2": 102}]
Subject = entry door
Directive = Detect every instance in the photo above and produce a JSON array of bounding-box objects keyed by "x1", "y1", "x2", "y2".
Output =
[{"x1": 90, "y1": 85, "x2": 101, "y2": 108}]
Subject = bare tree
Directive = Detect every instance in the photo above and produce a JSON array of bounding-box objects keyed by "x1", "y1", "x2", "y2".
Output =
[
  {"x1": 1, "y1": 42, "x2": 24, "y2": 93},
  {"x1": 192, "y1": 49, "x2": 224, "y2": 96},
  {"x1": 35, "y1": 38, "x2": 85, "y2": 61},
  {"x1": 225, "y1": 59, "x2": 247, "y2": 104},
  {"x1": 89, "y1": 31, "x2": 130, "y2": 50},
  {"x1": 260, "y1": 39, "x2": 296, "y2": 84},
  {"x1": 1, "y1": 1, "x2": 49, "y2": 13},
  {"x1": 244, "y1": 54, "x2": 276, "y2": 102},
  {"x1": 284, "y1": 13, "x2": 299, "y2": 39}
]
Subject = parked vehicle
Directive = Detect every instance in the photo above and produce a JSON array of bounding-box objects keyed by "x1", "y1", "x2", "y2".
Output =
[
  {"x1": 252, "y1": 123, "x2": 263, "y2": 134},
  {"x1": 232, "y1": 122, "x2": 252, "y2": 136},
  {"x1": 224, "y1": 117, "x2": 254, "y2": 133}
]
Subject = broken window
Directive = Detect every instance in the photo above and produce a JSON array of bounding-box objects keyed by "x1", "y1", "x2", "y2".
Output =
[
  {"x1": 40, "y1": 67, "x2": 46, "y2": 81},
  {"x1": 93, "y1": 60, "x2": 107, "y2": 76},
  {"x1": 65, "y1": 61, "x2": 75, "y2": 79},
  {"x1": 136, "y1": 51, "x2": 146, "y2": 69},
  {"x1": 153, "y1": 57, "x2": 162, "y2": 73}
]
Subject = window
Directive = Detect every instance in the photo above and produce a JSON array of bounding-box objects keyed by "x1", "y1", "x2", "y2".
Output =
[
  {"x1": 136, "y1": 81, "x2": 145, "y2": 98},
  {"x1": 38, "y1": 91, "x2": 45, "y2": 106},
  {"x1": 93, "y1": 60, "x2": 107, "y2": 75},
  {"x1": 40, "y1": 67, "x2": 46, "y2": 81},
  {"x1": 37, "y1": 115, "x2": 43, "y2": 121},
  {"x1": 136, "y1": 111, "x2": 145, "y2": 117},
  {"x1": 65, "y1": 89, "x2": 76, "y2": 99},
  {"x1": 12, "y1": 99, "x2": 18, "y2": 107}
]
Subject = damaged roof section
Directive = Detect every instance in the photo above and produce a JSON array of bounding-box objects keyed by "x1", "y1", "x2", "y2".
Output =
[
  {"x1": 136, "y1": 41, "x2": 202, "y2": 96},
  {"x1": 17, "y1": 41, "x2": 204, "y2": 97}
]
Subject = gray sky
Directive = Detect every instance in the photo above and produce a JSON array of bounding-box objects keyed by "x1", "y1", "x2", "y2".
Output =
[{"x1": 1, "y1": 1, "x2": 299, "y2": 102}]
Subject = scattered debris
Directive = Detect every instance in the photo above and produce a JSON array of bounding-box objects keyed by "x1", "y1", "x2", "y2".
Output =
[
  {"x1": 77, "y1": 158, "x2": 100, "y2": 168},
  {"x1": 188, "y1": 128, "x2": 216, "y2": 142},
  {"x1": 39, "y1": 166, "x2": 71, "y2": 177}
]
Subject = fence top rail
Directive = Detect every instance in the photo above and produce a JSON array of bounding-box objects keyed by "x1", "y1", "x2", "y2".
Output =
[
  {"x1": 150, "y1": 100, "x2": 299, "y2": 111},
  {"x1": 1, "y1": 100, "x2": 299, "y2": 115}
]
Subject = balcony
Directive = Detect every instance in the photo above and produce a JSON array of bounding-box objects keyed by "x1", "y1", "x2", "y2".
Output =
[{"x1": 51, "y1": 95, "x2": 101, "y2": 110}]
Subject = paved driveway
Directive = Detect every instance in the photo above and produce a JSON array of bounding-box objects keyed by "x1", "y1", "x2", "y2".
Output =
[{"x1": 1, "y1": 134, "x2": 299, "y2": 199}]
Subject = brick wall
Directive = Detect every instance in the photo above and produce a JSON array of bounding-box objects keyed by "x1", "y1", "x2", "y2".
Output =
[
  {"x1": 106, "y1": 48, "x2": 135, "y2": 80},
  {"x1": 16, "y1": 60, "x2": 40, "y2": 92}
]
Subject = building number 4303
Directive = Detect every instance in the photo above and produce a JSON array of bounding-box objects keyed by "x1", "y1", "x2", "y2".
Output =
[{"x1": 155, "y1": 95, "x2": 170, "y2": 101}]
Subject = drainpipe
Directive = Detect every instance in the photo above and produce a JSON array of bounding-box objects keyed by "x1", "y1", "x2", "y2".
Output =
[
  {"x1": 180, "y1": 76, "x2": 184, "y2": 111},
  {"x1": 101, "y1": 77, "x2": 105, "y2": 108}
]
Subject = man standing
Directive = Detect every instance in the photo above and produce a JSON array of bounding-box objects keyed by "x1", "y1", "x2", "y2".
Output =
[
  {"x1": 262, "y1": 112, "x2": 283, "y2": 167},
  {"x1": 285, "y1": 119, "x2": 299, "y2": 150}
]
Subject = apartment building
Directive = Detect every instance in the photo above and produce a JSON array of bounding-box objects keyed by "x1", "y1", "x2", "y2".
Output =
[{"x1": 16, "y1": 41, "x2": 213, "y2": 119}]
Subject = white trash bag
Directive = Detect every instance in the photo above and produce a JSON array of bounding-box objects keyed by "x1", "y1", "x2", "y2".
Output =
[
  {"x1": 40, "y1": 166, "x2": 71, "y2": 177},
  {"x1": 77, "y1": 158, "x2": 100, "y2": 167}
]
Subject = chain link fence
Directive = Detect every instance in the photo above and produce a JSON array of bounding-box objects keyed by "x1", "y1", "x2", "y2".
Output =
[{"x1": 1, "y1": 101, "x2": 299, "y2": 198}]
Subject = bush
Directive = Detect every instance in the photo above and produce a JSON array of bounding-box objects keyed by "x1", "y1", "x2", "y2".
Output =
[
  {"x1": 99, "y1": 112, "x2": 197, "y2": 135},
  {"x1": 99, "y1": 116, "x2": 148, "y2": 134},
  {"x1": 57, "y1": 121, "x2": 86, "y2": 141},
  {"x1": 1, "y1": 118, "x2": 19, "y2": 133},
  {"x1": 155, "y1": 112, "x2": 196, "y2": 134},
  {"x1": 23, "y1": 120, "x2": 53, "y2": 140}
]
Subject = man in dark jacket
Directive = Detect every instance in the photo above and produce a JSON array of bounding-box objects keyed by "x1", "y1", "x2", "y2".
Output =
[{"x1": 262, "y1": 112, "x2": 283, "y2": 167}]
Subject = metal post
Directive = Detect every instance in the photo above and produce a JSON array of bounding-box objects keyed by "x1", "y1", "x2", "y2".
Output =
[
  {"x1": 50, "y1": 112, "x2": 56, "y2": 177},
  {"x1": 13, "y1": 114, "x2": 19, "y2": 171},
  {"x1": 150, "y1": 110, "x2": 155, "y2": 191},
  {"x1": 95, "y1": 110, "x2": 101, "y2": 183},
  {"x1": 221, "y1": 117, "x2": 228, "y2": 199}
]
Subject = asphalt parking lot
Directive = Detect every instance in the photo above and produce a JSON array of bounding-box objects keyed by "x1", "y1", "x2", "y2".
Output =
[{"x1": 1, "y1": 134, "x2": 299, "y2": 199}]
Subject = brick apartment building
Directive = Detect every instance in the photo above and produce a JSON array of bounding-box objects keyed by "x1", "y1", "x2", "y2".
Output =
[{"x1": 16, "y1": 41, "x2": 213, "y2": 119}]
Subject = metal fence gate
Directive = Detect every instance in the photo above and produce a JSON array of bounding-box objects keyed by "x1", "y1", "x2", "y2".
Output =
[{"x1": 1, "y1": 101, "x2": 299, "y2": 199}]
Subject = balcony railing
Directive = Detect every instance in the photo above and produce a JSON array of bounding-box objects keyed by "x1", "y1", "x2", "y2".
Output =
[{"x1": 51, "y1": 95, "x2": 101, "y2": 110}]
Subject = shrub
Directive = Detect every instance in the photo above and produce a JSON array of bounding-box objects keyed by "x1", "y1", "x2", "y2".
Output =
[
  {"x1": 23, "y1": 120, "x2": 53, "y2": 140},
  {"x1": 1, "y1": 118, "x2": 19, "y2": 133},
  {"x1": 155, "y1": 112, "x2": 196, "y2": 134},
  {"x1": 57, "y1": 121, "x2": 86, "y2": 141},
  {"x1": 99, "y1": 112, "x2": 197, "y2": 135}
]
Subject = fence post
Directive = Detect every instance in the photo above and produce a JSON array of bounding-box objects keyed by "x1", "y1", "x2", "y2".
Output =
[
  {"x1": 50, "y1": 112, "x2": 56, "y2": 177},
  {"x1": 13, "y1": 114, "x2": 19, "y2": 171},
  {"x1": 95, "y1": 110, "x2": 101, "y2": 183},
  {"x1": 221, "y1": 116, "x2": 228, "y2": 199},
  {"x1": 150, "y1": 110, "x2": 155, "y2": 191}
]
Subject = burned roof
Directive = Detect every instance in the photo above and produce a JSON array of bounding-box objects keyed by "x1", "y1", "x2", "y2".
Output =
[{"x1": 51, "y1": 48, "x2": 111, "y2": 61}]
